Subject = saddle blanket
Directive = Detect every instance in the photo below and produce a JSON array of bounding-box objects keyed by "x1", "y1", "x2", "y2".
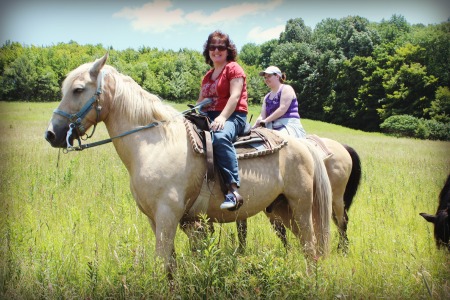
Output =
[{"x1": 184, "y1": 119, "x2": 288, "y2": 159}]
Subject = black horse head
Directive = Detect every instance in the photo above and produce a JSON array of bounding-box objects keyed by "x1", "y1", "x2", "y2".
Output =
[{"x1": 420, "y1": 174, "x2": 450, "y2": 251}]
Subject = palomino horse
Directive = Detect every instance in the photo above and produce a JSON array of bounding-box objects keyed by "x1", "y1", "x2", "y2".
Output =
[
  {"x1": 236, "y1": 139, "x2": 361, "y2": 252},
  {"x1": 420, "y1": 174, "x2": 450, "y2": 251},
  {"x1": 44, "y1": 54, "x2": 333, "y2": 275}
]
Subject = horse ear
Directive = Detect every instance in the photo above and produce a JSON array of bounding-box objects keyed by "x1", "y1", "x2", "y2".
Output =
[
  {"x1": 90, "y1": 53, "x2": 108, "y2": 78},
  {"x1": 420, "y1": 212, "x2": 436, "y2": 223}
]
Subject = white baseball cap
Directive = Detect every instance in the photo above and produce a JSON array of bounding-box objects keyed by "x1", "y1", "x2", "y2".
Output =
[{"x1": 259, "y1": 66, "x2": 282, "y2": 77}]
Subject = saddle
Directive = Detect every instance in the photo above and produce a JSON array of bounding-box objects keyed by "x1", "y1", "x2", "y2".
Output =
[{"x1": 183, "y1": 111, "x2": 288, "y2": 181}]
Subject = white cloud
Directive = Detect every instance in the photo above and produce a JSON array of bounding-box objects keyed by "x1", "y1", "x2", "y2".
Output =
[
  {"x1": 185, "y1": 0, "x2": 284, "y2": 26},
  {"x1": 113, "y1": 0, "x2": 185, "y2": 33},
  {"x1": 247, "y1": 25, "x2": 284, "y2": 43},
  {"x1": 113, "y1": 0, "x2": 284, "y2": 32}
]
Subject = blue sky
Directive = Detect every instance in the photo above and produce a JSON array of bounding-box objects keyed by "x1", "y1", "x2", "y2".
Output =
[{"x1": 1, "y1": 0, "x2": 448, "y2": 52}]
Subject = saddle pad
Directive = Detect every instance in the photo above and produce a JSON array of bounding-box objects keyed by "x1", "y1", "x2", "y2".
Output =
[
  {"x1": 184, "y1": 119, "x2": 288, "y2": 159},
  {"x1": 234, "y1": 127, "x2": 288, "y2": 159}
]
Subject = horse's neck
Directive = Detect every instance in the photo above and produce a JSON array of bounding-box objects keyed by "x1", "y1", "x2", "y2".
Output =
[{"x1": 103, "y1": 107, "x2": 184, "y2": 171}]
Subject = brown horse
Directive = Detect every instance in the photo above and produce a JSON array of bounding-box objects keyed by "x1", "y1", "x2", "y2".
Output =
[
  {"x1": 420, "y1": 174, "x2": 450, "y2": 251},
  {"x1": 44, "y1": 54, "x2": 333, "y2": 275},
  {"x1": 236, "y1": 139, "x2": 361, "y2": 252}
]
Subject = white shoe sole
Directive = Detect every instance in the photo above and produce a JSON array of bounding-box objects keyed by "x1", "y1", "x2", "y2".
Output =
[{"x1": 220, "y1": 202, "x2": 236, "y2": 209}]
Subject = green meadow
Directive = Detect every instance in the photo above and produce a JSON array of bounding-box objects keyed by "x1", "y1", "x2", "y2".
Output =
[{"x1": 0, "y1": 101, "x2": 449, "y2": 299}]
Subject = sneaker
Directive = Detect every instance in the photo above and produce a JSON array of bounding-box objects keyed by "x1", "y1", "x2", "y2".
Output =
[{"x1": 220, "y1": 193, "x2": 237, "y2": 209}]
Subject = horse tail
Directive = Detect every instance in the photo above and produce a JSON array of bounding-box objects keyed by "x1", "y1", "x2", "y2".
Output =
[
  {"x1": 343, "y1": 144, "x2": 362, "y2": 212},
  {"x1": 304, "y1": 141, "x2": 333, "y2": 256}
]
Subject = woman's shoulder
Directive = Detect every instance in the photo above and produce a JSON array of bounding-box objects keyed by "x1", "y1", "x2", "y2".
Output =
[
  {"x1": 226, "y1": 61, "x2": 241, "y2": 68},
  {"x1": 282, "y1": 84, "x2": 296, "y2": 93},
  {"x1": 280, "y1": 84, "x2": 296, "y2": 98},
  {"x1": 226, "y1": 61, "x2": 245, "y2": 73},
  {"x1": 224, "y1": 61, "x2": 246, "y2": 79}
]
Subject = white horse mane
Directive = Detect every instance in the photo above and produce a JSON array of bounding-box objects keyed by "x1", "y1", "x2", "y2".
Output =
[{"x1": 110, "y1": 69, "x2": 180, "y2": 125}]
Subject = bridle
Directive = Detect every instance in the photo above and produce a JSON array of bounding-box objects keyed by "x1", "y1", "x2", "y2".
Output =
[
  {"x1": 53, "y1": 71, "x2": 106, "y2": 152},
  {"x1": 52, "y1": 71, "x2": 212, "y2": 153}
]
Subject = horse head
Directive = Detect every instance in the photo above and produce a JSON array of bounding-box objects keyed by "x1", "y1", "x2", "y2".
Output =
[
  {"x1": 45, "y1": 53, "x2": 110, "y2": 149},
  {"x1": 420, "y1": 174, "x2": 450, "y2": 251}
]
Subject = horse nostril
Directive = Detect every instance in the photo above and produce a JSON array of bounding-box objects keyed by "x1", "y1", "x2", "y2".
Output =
[{"x1": 45, "y1": 130, "x2": 55, "y2": 142}]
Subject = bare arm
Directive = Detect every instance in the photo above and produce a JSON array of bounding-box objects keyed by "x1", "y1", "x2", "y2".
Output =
[
  {"x1": 197, "y1": 90, "x2": 204, "y2": 103},
  {"x1": 253, "y1": 100, "x2": 267, "y2": 128}
]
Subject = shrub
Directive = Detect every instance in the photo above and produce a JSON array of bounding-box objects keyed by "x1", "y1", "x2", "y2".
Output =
[
  {"x1": 380, "y1": 114, "x2": 450, "y2": 140},
  {"x1": 380, "y1": 115, "x2": 419, "y2": 137},
  {"x1": 424, "y1": 119, "x2": 450, "y2": 140}
]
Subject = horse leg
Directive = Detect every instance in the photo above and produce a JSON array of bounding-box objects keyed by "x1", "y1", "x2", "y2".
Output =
[
  {"x1": 331, "y1": 195, "x2": 349, "y2": 252},
  {"x1": 290, "y1": 209, "x2": 316, "y2": 258},
  {"x1": 270, "y1": 217, "x2": 288, "y2": 248},
  {"x1": 236, "y1": 216, "x2": 288, "y2": 250},
  {"x1": 327, "y1": 142, "x2": 362, "y2": 253},
  {"x1": 265, "y1": 196, "x2": 289, "y2": 248},
  {"x1": 272, "y1": 195, "x2": 316, "y2": 258},
  {"x1": 326, "y1": 164, "x2": 350, "y2": 252},
  {"x1": 180, "y1": 219, "x2": 214, "y2": 252},
  {"x1": 151, "y1": 208, "x2": 180, "y2": 278},
  {"x1": 236, "y1": 219, "x2": 247, "y2": 252}
]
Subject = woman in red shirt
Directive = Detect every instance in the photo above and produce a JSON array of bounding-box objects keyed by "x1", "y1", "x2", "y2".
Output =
[{"x1": 197, "y1": 30, "x2": 248, "y2": 210}]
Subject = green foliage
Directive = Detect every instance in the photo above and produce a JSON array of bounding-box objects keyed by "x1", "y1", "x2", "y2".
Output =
[
  {"x1": 258, "y1": 39, "x2": 278, "y2": 68},
  {"x1": 239, "y1": 43, "x2": 261, "y2": 66},
  {"x1": 376, "y1": 14, "x2": 411, "y2": 43},
  {"x1": 410, "y1": 22, "x2": 450, "y2": 86},
  {"x1": 240, "y1": 62, "x2": 266, "y2": 105},
  {"x1": 336, "y1": 16, "x2": 380, "y2": 58},
  {"x1": 426, "y1": 86, "x2": 450, "y2": 123},
  {"x1": 380, "y1": 114, "x2": 421, "y2": 137},
  {"x1": 279, "y1": 18, "x2": 312, "y2": 44},
  {"x1": 380, "y1": 114, "x2": 450, "y2": 140}
]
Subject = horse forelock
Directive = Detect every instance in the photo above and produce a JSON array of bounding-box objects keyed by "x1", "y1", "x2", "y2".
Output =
[{"x1": 61, "y1": 63, "x2": 93, "y2": 96}]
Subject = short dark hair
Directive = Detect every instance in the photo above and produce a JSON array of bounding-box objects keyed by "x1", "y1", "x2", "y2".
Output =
[{"x1": 202, "y1": 30, "x2": 238, "y2": 66}]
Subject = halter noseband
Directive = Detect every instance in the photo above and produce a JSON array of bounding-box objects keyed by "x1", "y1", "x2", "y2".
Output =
[{"x1": 53, "y1": 71, "x2": 106, "y2": 151}]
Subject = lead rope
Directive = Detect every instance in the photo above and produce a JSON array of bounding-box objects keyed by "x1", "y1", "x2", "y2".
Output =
[{"x1": 56, "y1": 148, "x2": 61, "y2": 168}]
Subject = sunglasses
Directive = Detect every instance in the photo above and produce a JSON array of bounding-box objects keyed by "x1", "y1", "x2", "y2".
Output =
[{"x1": 208, "y1": 44, "x2": 227, "y2": 51}]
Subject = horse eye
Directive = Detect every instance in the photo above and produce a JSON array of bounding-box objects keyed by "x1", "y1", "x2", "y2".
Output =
[{"x1": 73, "y1": 88, "x2": 84, "y2": 94}]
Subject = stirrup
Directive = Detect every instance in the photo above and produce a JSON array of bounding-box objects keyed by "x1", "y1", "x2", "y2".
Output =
[{"x1": 223, "y1": 191, "x2": 243, "y2": 211}]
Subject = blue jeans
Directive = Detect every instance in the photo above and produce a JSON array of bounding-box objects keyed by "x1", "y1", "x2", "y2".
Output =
[{"x1": 207, "y1": 111, "x2": 247, "y2": 187}]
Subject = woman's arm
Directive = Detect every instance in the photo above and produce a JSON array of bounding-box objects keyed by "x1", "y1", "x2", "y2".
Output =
[
  {"x1": 197, "y1": 90, "x2": 204, "y2": 103},
  {"x1": 253, "y1": 100, "x2": 267, "y2": 127}
]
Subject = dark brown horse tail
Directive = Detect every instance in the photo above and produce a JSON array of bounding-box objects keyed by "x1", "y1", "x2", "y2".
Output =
[{"x1": 343, "y1": 144, "x2": 362, "y2": 212}]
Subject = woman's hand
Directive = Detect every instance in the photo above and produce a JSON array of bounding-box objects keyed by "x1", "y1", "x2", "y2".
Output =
[
  {"x1": 252, "y1": 118, "x2": 265, "y2": 128},
  {"x1": 210, "y1": 115, "x2": 227, "y2": 131}
]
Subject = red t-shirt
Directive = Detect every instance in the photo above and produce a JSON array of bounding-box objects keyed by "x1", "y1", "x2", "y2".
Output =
[{"x1": 201, "y1": 61, "x2": 248, "y2": 113}]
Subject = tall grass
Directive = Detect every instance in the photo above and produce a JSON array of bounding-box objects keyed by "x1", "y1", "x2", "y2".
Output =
[{"x1": 1, "y1": 101, "x2": 449, "y2": 299}]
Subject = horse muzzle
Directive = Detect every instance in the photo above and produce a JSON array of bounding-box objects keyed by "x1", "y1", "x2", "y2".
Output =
[{"x1": 45, "y1": 122, "x2": 75, "y2": 148}]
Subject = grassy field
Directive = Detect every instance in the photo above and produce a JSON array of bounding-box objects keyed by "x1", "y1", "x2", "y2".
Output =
[{"x1": 0, "y1": 101, "x2": 449, "y2": 299}]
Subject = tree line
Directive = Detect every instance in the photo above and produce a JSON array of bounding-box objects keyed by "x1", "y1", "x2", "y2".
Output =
[{"x1": 1, "y1": 15, "x2": 449, "y2": 139}]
